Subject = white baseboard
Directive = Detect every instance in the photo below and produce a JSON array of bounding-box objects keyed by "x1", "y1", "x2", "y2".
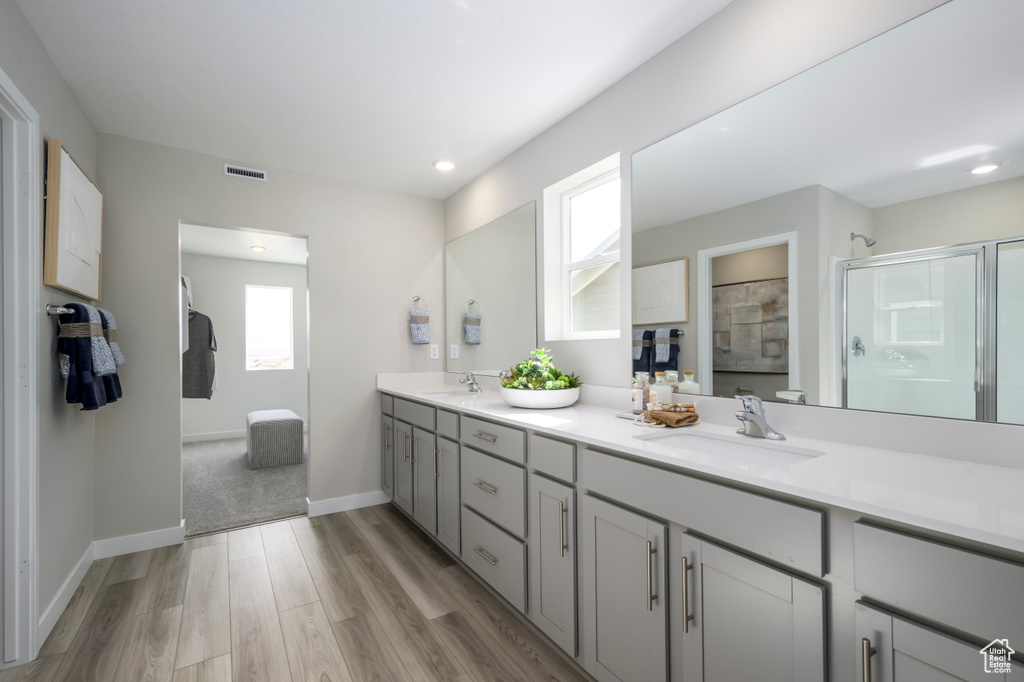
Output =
[
  {"x1": 306, "y1": 491, "x2": 390, "y2": 517},
  {"x1": 181, "y1": 430, "x2": 246, "y2": 443},
  {"x1": 93, "y1": 519, "x2": 186, "y2": 560},
  {"x1": 37, "y1": 542, "x2": 95, "y2": 647}
]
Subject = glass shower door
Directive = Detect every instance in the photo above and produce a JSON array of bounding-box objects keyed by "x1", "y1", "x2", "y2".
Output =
[
  {"x1": 845, "y1": 252, "x2": 980, "y2": 419},
  {"x1": 997, "y1": 240, "x2": 1024, "y2": 425}
]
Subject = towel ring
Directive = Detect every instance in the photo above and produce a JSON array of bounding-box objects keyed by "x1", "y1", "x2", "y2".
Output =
[
  {"x1": 411, "y1": 296, "x2": 428, "y2": 312},
  {"x1": 466, "y1": 299, "x2": 481, "y2": 314}
]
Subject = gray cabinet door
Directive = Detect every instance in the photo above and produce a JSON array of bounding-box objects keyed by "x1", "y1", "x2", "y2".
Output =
[
  {"x1": 856, "y1": 602, "x2": 1009, "y2": 682},
  {"x1": 529, "y1": 473, "x2": 575, "y2": 657},
  {"x1": 393, "y1": 420, "x2": 414, "y2": 515},
  {"x1": 580, "y1": 495, "x2": 667, "y2": 682},
  {"x1": 436, "y1": 436, "x2": 460, "y2": 555},
  {"x1": 412, "y1": 427, "x2": 437, "y2": 533},
  {"x1": 381, "y1": 416, "x2": 394, "y2": 500},
  {"x1": 679, "y1": 533, "x2": 825, "y2": 682}
]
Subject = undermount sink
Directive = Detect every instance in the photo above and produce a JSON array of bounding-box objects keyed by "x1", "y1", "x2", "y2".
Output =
[
  {"x1": 634, "y1": 430, "x2": 824, "y2": 472},
  {"x1": 419, "y1": 389, "x2": 477, "y2": 397}
]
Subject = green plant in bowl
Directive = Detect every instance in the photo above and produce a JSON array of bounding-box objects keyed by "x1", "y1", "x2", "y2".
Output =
[{"x1": 501, "y1": 349, "x2": 583, "y2": 390}]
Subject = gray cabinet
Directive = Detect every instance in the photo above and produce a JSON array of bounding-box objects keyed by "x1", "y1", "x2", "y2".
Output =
[
  {"x1": 412, "y1": 426, "x2": 437, "y2": 533},
  {"x1": 436, "y1": 436, "x2": 461, "y2": 555},
  {"x1": 580, "y1": 494, "x2": 667, "y2": 682},
  {"x1": 393, "y1": 420, "x2": 414, "y2": 515},
  {"x1": 855, "y1": 602, "x2": 1018, "y2": 682},
  {"x1": 677, "y1": 533, "x2": 826, "y2": 682},
  {"x1": 381, "y1": 416, "x2": 395, "y2": 500},
  {"x1": 529, "y1": 473, "x2": 575, "y2": 657}
]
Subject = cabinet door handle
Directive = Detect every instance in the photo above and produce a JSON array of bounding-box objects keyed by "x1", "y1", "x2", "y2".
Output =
[
  {"x1": 682, "y1": 556, "x2": 694, "y2": 633},
  {"x1": 647, "y1": 541, "x2": 657, "y2": 612},
  {"x1": 473, "y1": 480, "x2": 498, "y2": 495},
  {"x1": 434, "y1": 447, "x2": 440, "y2": 479},
  {"x1": 384, "y1": 424, "x2": 391, "y2": 450},
  {"x1": 410, "y1": 438, "x2": 416, "y2": 464},
  {"x1": 403, "y1": 434, "x2": 410, "y2": 462},
  {"x1": 472, "y1": 432, "x2": 497, "y2": 443},
  {"x1": 473, "y1": 546, "x2": 498, "y2": 566},
  {"x1": 861, "y1": 638, "x2": 876, "y2": 682},
  {"x1": 559, "y1": 502, "x2": 568, "y2": 558}
]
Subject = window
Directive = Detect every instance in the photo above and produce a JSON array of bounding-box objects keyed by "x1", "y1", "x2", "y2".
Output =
[
  {"x1": 543, "y1": 153, "x2": 621, "y2": 339},
  {"x1": 245, "y1": 285, "x2": 294, "y2": 370}
]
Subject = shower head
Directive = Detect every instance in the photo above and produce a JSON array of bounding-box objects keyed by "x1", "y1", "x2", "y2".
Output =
[{"x1": 851, "y1": 232, "x2": 877, "y2": 248}]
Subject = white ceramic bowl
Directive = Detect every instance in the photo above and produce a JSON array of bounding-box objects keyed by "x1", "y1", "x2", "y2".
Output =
[{"x1": 499, "y1": 386, "x2": 580, "y2": 409}]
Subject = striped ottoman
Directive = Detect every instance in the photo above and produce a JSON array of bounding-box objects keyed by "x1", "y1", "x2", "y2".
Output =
[{"x1": 246, "y1": 409, "x2": 304, "y2": 470}]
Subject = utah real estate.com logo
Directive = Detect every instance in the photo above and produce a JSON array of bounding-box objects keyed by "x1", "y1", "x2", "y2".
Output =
[{"x1": 980, "y1": 639, "x2": 1015, "y2": 674}]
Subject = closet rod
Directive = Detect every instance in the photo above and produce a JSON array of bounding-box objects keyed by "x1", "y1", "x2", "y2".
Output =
[{"x1": 46, "y1": 304, "x2": 75, "y2": 316}]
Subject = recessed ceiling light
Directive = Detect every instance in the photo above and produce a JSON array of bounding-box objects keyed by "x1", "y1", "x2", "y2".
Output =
[
  {"x1": 434, "y1": 160, "x2": 455, "y2": 172},
  {"x1": 970, "y1": 164, "x2": 1000, "y2": 175},
  {"x1": 251, "y1": 244, "x2": 266, "y2": 252}
]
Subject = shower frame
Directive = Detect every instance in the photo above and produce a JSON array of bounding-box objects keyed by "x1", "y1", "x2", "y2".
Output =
[{"x1": 839, "y1": 235, "x2": 1021, "y2": 422}]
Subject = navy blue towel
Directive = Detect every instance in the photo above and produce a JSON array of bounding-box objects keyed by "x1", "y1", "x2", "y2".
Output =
[
  {"x1": 57, "y1": 304, "x2": 108, "y2": 411},
  {"x1": 650, "y1": 328, "x2": 681, "y2": 374},
  {"x1": 633, "y1": 329, "x2": 653, "y2": 375}
]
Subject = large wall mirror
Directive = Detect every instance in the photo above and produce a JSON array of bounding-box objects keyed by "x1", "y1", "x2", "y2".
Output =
[
  {"x1": 631, "y1": 0, "x2": 1024, "y2": 424},
  {"x1": 446, "y1": 202, "x2": 537, "y2": 375}
]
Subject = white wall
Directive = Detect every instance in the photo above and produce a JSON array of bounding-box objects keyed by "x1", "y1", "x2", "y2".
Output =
[
  {"x1": 0, "y1": 0, "x2": 98, "y2": 615},
  {"x1": 180, "y1": 254, "x2": 308, "y2": 439},
  {"x1": 443, "y1": 0, "x2": 948, "y2": 389},
  {"x1": 94, "y1": 133, "x2": 444, "y2": 541}
]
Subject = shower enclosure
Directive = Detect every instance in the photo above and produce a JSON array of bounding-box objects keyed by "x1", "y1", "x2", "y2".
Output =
[{"x1": 842, "y1": 236, "x2": 1024, "y2": 423}]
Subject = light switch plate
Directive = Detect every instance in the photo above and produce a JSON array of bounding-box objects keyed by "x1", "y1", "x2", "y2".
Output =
[
  {"x1": 450, "y1": 344, "x2": 459, "y2": 359},
  {"x1": 429, "y1": 344, "x2": 439, "y2": 359}
]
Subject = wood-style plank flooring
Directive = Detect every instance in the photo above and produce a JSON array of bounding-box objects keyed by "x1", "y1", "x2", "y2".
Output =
[{"x1": 1, "y1": 504, "x2": 590, "y2": 682}]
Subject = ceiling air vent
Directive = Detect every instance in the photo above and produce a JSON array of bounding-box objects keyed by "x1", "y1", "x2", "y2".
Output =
[{"x1": 224, "y1": 164, "x2": 267, "y2": 182}]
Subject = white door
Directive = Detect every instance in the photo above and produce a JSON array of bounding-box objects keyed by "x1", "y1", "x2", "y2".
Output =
[{"x1": 845, "y1": 253, "x2": 979, "y2": 419}]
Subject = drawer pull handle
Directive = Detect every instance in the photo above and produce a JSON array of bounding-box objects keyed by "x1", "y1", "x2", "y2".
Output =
[
  {"x1": 473, "y1": 546, "x2": 498, "y2": 566},
  {"x1": 646, "y1": 541, "x2": 657, "y2": 612},
  {"x1": 473, "y1": 480, "x2": 498, "y2": 495},
  {"x1": 473, "y1": 432, "x2": 498, "y2": 443},
  {"x1": 559, "y1": 502, "x2": 568, "y2": 558},
  {"x1": 682, "y1": 556, "x2": 694, "y2": 633},
  {"x1": 861, "y1": 638, "x2": 875, "y2": 682}
]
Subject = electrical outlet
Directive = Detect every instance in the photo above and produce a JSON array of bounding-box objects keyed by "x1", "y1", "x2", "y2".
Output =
[
  {"x1": 429, "y1": 344, "x2": 439, "y2": 359},
  {"x1": 450, "y1": 344, "x2": 459, "y2": 359}
]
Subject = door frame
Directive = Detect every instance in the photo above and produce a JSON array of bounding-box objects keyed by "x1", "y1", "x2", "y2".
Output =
[
  {"x1": 0, "y1": 66, "x2": 40, "y2": 666},
  {"x1": 696, "y1": 231, "x2": 800, "y2": 397}
]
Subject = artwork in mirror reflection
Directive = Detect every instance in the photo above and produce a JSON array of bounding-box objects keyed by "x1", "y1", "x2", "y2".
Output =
[
  {"x1": 631, "y1": 0, "x2": 1024, "y2": 424},
  {"x1": 446, "y1": 202, "x2": 537, "y2": 375}
]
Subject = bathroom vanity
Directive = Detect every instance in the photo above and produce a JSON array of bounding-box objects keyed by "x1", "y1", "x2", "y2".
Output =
[{"x1": 378, "y1": 375, "x2": 1024, "y2": 682}]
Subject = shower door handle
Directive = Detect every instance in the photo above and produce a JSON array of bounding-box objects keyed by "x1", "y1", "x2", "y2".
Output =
[{"x1": 852, "y1": 336, "x2": 866, "y2": 357}]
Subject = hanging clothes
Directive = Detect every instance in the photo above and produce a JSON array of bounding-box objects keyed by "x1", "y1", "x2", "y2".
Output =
[{"x1": 183, "y1": 310, "x2": 217, "y2": 399}]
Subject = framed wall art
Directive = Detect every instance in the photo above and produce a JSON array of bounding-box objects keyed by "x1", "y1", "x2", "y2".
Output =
[
  {"x1": 43, "y1": 138, "x2": 103, "y2": 300},
  {"x1": 632, "y1": 257, "x2": 688, "y2": 325}
]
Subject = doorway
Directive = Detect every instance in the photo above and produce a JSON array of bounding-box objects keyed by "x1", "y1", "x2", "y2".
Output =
[{"x1": 178, "y1": 221, "x2": 310, "y2": 536}]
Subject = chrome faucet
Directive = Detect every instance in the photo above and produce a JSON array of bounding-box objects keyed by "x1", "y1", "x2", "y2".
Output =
[
  {"x1": 460, "y1": 371, "x2": 483, "y2": 393},
  {"x1": 734, "y1": 395, "x2": 785, "y2": 440}
]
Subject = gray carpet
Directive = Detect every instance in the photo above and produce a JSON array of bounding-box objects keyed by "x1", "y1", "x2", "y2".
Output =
[{"x1": 182, "y1": 437, "x2": 307, "y2": 536}]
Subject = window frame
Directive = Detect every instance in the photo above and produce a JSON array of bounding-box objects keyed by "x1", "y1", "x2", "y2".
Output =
[{"x1": 244, "y1": 284, "x2": 295, "y2": 371}]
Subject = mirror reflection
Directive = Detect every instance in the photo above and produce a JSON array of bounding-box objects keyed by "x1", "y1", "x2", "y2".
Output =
[
  {"x1": 446, "y1": 202, "x2": 537, "y2": 375},
  {"x1": 631, "y1": 0, "x2": 1024, "y2": 423}
]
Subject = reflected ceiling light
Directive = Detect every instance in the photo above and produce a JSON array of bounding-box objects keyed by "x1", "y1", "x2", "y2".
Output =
[
  {"x1": 919, "y1": 144, "x2": 995, "y2": 168},
  {"x1": 434, "y1": 160, "x2": 455, "y2": 171},
  {"x1": 970, "y1": 164, "x2": 1000, "y2": 175},
  {"x1": 250, "y1": 244, "x2": 266, "y2": 252}
]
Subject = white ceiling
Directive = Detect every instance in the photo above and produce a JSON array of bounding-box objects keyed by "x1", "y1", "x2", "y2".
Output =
[
  {"x1": 180, "y1": 223, "x2": 307, "y2": 265},
  {"x1": 632, "y1": 0, "x2": 1024, "y2": 231},
  {"x1": 16, "y1": 0, "x2": 732, "y2": 199}
]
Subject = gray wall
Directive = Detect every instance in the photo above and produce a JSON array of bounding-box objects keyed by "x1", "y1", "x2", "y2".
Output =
[
  {"x1": 180, "y1": 254, "x2": 308, "y2": 439},
  {"x1": 0, "y1": 0, "x2": 99, "y2": 614},
  {"x1": 94, "y1": 133, "x2": 444, "y2": 541},
  {"x1": 443, "y1": 0, "x2": 948, "y2": 391}
]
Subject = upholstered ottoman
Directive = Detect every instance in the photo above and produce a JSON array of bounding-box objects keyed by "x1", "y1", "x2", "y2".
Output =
[{"x1": 246, "y1": 409, "x2": 304, "y2": 470}]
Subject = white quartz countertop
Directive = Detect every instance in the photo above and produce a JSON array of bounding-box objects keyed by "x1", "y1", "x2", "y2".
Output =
[{"x1": 377, "y1": 375, "x2": 1024, "y2": 555}]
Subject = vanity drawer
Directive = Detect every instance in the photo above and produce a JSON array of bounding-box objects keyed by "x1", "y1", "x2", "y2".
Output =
[
  {"x1": 460, "y1": 416, "x2": 525, "y2": 465},
  {"x1": 529, "y1": 434, "x2": 575, "y2": 483},
  {"x1": 380, "y1": 394, "x2": 394, "y2": 416},
  {"x1": 854, "y1": 522, "x2": 1024, "y2": 645},
  {"x1": 462, "y1": 506, "x2": 527, "y2": 613},
  {"x1": 436, "y1": 409, "x2": 459, "y2": 441},
  {"x1": 394, "y1": 398, "x2": 435, "y2": 431},
  {"x1": 579, "y1": 448, "x2": 824, "y2": 576},
  {"x1": 462, "y1": 447, "x2": 526, "y2": 538}
]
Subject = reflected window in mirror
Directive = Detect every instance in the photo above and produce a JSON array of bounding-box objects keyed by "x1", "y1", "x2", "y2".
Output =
[{"x1": 543, "y1": 153, "x2": 622, "y2": 340}]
